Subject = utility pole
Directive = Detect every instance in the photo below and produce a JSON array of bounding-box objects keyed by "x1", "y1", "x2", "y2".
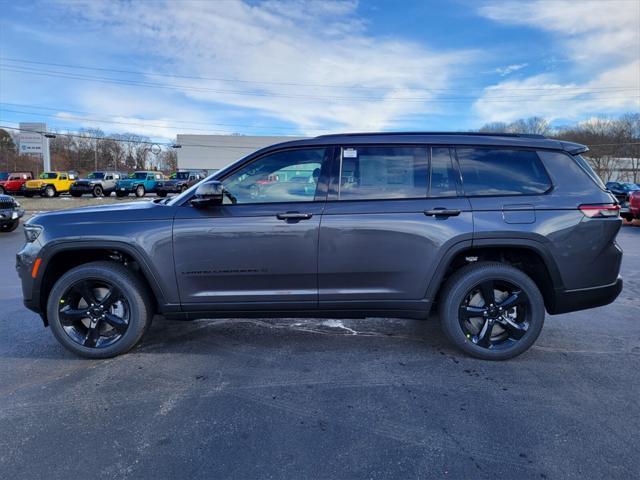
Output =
[{"x1": 95, "y1": 138, "x2": 98, "y2": 171}]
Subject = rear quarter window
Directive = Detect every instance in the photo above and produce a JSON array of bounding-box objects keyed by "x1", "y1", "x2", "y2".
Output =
[{"x1": 456, "y1": 147, "x2": 551, "y2": 196}]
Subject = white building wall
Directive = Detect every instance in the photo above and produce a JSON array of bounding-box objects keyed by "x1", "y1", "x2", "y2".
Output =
[{"x1": 176, "y1": 135, "x2": 306, "y2": 173}]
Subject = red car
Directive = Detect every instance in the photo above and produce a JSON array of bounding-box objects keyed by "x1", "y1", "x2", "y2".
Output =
[
  {"x1": 625, "y1": 190, "x2": 640, "y2": 221},
  {"x1": 0, "y1": 172, "x2": 34, "y2": 195}
]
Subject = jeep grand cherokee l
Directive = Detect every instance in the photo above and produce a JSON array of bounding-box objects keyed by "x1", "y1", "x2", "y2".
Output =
[{"x1": 16, "y1": 133, "x2": 623, "y2": 360}]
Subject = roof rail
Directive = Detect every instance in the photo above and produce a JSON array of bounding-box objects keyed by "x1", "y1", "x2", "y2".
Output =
[{"x1": 315, "y1": 131, "x2": 547, "y2": 139}]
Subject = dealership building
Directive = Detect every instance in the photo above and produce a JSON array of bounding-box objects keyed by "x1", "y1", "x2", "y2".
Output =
[{"x1": 175, "y1": 134, "x2": 305, "y2": 173}]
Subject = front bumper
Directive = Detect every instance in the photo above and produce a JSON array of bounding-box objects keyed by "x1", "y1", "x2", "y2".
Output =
[
  {"x1": 0, "y1": 208, "x2": 23, "y2": 223},
  {"x1": 548, "y1": 276, "x2": 623, "y2": 315},
  {"x1": 70, "y1": 184, "x2": 95, "y2": 193}
]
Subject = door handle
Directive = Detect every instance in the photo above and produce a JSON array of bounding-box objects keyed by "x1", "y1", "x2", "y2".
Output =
[
  {"x1": 276, "y1": 212, "x2": 313, "y2": 221},
  {"x1": 424, "y1": 208, "x2": 461, "y2": 217}
]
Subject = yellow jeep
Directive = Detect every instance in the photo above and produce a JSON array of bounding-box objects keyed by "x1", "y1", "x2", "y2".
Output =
[{"x1": 24, "y1": 172, "x2": 78, "y2": 198}]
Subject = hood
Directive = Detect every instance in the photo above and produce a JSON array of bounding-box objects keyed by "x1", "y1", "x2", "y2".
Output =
[
  {"x1": 116, "y1": 178, "x2": 140, "y2": 186},
  {"x1": 29, "y1": 200, "x2": 174, "y2": 228},
  {"x1": 26, "y1": 179, "x2": 45, "y2": 187},
  {"x1": 75, "y1": 177, "x2": 101, "y2": 184}
]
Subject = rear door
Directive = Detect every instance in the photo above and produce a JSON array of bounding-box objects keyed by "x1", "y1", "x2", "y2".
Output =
[{"x1": 318, "y1": 145, "x2": 472, "y2": 312}]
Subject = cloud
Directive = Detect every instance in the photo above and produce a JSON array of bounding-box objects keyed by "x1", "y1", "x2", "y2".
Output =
[
  {"x1": 475, "y1": 0, "x2": 639, "y2": 123},
  {"x1": 52, "y1": 0, "x2": 474, "y2": 134},
  {"x1": 495, "y1": 63, "x2": 527, "y2": 77}
]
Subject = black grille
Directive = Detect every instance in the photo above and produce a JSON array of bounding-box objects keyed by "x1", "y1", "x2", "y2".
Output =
[{"x1": 0, "y1": 200, "x2": 14, "y2": 210}]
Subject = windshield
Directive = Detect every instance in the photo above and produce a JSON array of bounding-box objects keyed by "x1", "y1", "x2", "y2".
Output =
[
  {"x1": 88, "y1": 172, "x2": 105, "y2": 179},
  {"x1": 175, "y1": 172, "x2": 190, "y2": 180},
  {"x1": 39, "y1": 172, "x2": 57, "y2": 179},
  {"x1": 621, "y1": 183, "x2": 640, "y2": 191},
  {"x1": 130, "y1": 172, "x2": 148, "y2": 179}
]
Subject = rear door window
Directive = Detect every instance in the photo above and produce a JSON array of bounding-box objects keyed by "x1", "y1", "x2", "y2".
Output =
[
  {"x1": 336, "y1": 146, "x2": 428, "y2": 200},
  {"x1": 429, "y1": 147, "x2": 461, "y2": 197},
  {"x1": 456, "y1": 147, "x2": 551, "y2": 196}
]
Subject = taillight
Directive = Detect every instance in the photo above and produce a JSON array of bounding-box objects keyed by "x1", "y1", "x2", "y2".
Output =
[{"x1": 579, "y1": 204, "x2": 620, "y2": 218}]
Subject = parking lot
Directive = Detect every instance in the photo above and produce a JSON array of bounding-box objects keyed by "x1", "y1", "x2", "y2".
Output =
[{"x1": 0, "y1": 222, "x2": 638, "y2": 479}]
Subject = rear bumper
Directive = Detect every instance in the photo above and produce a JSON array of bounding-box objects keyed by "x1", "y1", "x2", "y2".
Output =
[{"x1": 548, "y1": 276, "x2": 623, "y2": 315}]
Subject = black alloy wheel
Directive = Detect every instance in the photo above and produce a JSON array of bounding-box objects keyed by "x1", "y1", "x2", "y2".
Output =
[
  {"x1": 93, "y1": 185, "x2": 104, "y2": 197},
  {"x1": 47, "y1": 261, "x2": 152, "y2": 358},
  {"x1": 438, "y1": 262, "x2": 545, "y2": 360},
  {"x1": 58, "y1": 279, "x2": 130, "y2": 349},
  {"x1": 458, "y1": 279, "x2": 529, "y2": 350}
]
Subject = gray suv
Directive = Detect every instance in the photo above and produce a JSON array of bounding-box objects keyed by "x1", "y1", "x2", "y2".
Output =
[
  {"x1": 17, "y1": 133, "x2": 623, "y2": 360},
  {"x1": 70, "y1": 171, "x2": 126, "y2": 197}
]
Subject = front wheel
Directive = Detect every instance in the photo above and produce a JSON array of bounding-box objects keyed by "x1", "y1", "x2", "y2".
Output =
[
  {"x1": 0, "y1": 219, "x2": 19, "y2": 232},
  {"x1": 135, "y1": 185, "x2": 145, "y2": 197},
  {"x1": 43, "y1": 185, "x2": 56, "y2": 198},
  {"x1": 0, "y1": 187, "x2": 5, "y2": 195},
  {"x1": 70, "y1": 191, "x2": 82, "y2": 198},
  {"x1": 438, "y1": 262, "x2": 545, "y2": 361},
  {"x1": 47, "y1": 261, "x2": 153, "y2": 358},
  {"x1": 92, "y1": 185, "x2": 104, "y2": 197}
]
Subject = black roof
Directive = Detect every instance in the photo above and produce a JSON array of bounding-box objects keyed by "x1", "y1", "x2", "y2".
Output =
[{"x1": 263, "y1": 132, "x2": 587, "y2": 155}]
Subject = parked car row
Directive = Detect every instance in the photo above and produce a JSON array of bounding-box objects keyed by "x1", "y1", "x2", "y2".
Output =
[
  {"x1": 606, "y1": 181, "x2": 640, "y2": 221},
  {"x1": 0, "y1": 169, "x2": 206, "y2": 198}
]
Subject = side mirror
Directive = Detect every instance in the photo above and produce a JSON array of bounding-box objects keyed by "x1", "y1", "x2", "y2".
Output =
[{"x1": 191, "y1": 180, "x2": 224, "y2": 208}]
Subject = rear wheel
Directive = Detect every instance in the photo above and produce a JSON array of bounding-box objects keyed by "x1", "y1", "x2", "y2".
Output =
[
  {"x1": 438, "y1": 262, "x2": 545, "y2": 360},
  {"x1": 47, "y1": 261, "x2": 152, "y2": 358},
  {"x1": 92, "y1": 185, "x2": 104, "y2": 197},
  {"x1": 43, "y1": 185, "x2": 56, "y2": 198},
  {"x1": 0, "y1": 219, "x2": 19, "y2": 232},
  {"x1": 135, "y1": 185, "x2": 145, "y2": 197}
]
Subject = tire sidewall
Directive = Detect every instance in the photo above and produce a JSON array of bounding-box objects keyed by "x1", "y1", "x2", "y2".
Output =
[
  {"x1": 44, "y1": 186, "x2": 55, "y2": 197},
  {"x1": 93, "y1": 185, "x2": 103, "y2": 197},
  {"x1": 439, "y1": 263, "x2": 545, "y2": 360},
  {"x1": 135, "y1": 185, "x2": 145, "y2": 197},
  {"x1": 47, "y1": 263, "x2": 151, "y2": 358}
]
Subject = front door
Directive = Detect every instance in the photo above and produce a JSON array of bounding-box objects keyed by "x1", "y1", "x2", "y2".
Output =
[
  {"x1": 318, "y1": 145, "x2": 473, "y2": 312},
  {"x1": 173, "y1": 147, "x2": 332, "y2": 310}
]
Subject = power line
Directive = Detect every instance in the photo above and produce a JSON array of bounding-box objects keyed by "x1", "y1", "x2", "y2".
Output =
[
  {"x1": 4, "y1": 56, "x2": 636, "y2": 93},
  {"x1": 0, "y1": 102, "x2": 313, "y2": 132},
  {"x1": 2, "y1": 65, "x2": 638, "y2": 103}
]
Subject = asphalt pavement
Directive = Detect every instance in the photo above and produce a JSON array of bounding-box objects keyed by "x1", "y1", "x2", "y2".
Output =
[{"x1": 0, "y1": 223, "x2": 638, "y2": 479}]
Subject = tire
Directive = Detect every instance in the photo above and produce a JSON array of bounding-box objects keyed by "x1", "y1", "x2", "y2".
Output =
[
  {"x1": 92, "y1": 185, "x2": 104, "y2": 197},
  {"x1": 156, "y1": 191, "x2": 167, "y2": 197},
  {"x1": 0, "y1": 219, "x2": 19, "y2": 232},
  {"x1": 135, "y1": 185, "x2": 145, "y2": 197},
  {"x1": 180, "y1": 184, "x2": 188, "y2": 193},
  {"x1": 70, "y1": 191, "x2": 82, "y2": 198},
  {"x1": 24, "y1": 192, "x2": 34, "y2": 198},
  {"x1": 438, "y1": 262, "x2": 545, "y2": 361},
  {"x1": 0, "y1": 186, "x2": 5, "y2": 195},
  {"x1": 46, "y1": 261, "x2": 153, "y2": 359},
  {"x1": 43, "y1": 185, "x2": 56, "y2": 198}
]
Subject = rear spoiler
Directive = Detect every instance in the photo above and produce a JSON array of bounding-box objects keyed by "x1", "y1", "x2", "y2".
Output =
[{"x1": 560, "y1": 141, "x2": 589, "y2": 155}]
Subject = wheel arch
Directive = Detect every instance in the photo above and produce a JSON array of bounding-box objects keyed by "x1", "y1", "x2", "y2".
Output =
[
  {"x1": 35, "y1": 240, "x2": 171, "y2": 325},
  {"x1": 426, "y1": 238, "x2": 564, "y2": 314}
]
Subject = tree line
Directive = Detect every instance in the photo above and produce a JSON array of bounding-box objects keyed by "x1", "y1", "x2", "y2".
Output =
[
  {"x1": 478, "y1": 113, "x2": 640, "y2": 183},
  {"x1": 1, "y1": 113, "x2": 639, "y2": 182},
  {"x1": 0, "y1": 128, "x2": 177, "y2": 176}
]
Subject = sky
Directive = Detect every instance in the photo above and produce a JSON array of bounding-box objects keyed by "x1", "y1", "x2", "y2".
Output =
[{"x1": 0, "y1": 0, "x2": 639, "y2": 142}]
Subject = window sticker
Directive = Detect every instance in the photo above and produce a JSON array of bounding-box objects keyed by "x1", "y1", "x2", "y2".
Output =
[{"x1": 343, "y1": 148, "x2": 358, "y2": 158}]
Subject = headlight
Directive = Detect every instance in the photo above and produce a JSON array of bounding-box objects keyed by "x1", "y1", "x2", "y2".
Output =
[
  {"x1": 24, "y1": 224, "x2": 43, "y2": 243},
  {"x1": 11, "y1": 211, "x2": 18, "y2": 219}
]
